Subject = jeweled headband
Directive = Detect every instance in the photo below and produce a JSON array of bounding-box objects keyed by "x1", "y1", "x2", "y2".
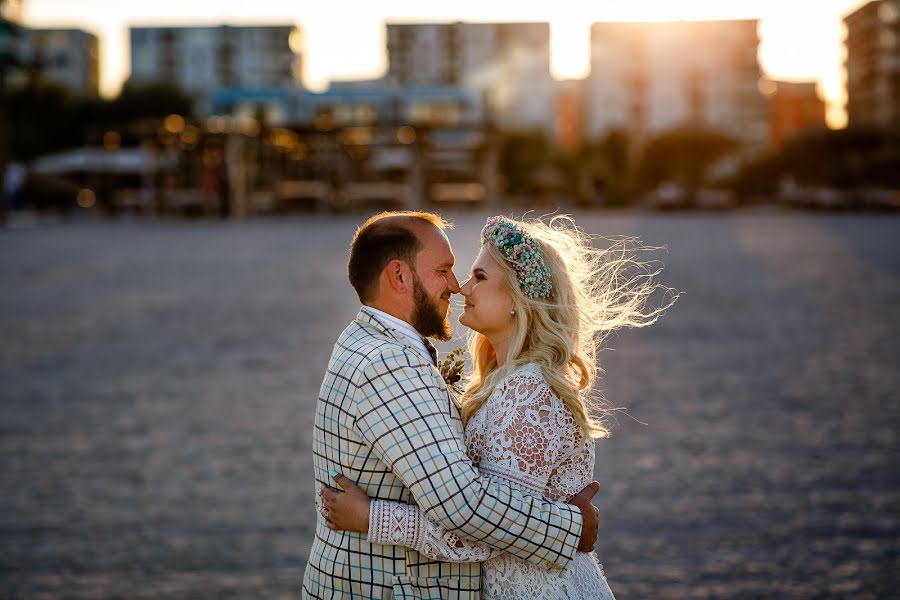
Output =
[{"x1": 480, "y1": 216, "x2": 553, "y2": 299}]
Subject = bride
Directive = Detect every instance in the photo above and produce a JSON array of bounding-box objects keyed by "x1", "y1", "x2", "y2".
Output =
[{"x1": 321, "y1": 215, "x2": 673, "y2": 599}]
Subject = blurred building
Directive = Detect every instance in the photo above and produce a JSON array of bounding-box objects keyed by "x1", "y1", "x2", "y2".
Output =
[
  {"x1": 207, "y1": 82, "x2": 482, "y2": 129},
  {"x1": 1, "y1": 0, "x2": 22, "y2": 22},
  {"x1": 17, "y1": 28, "x2": 99, "y2": 95},
  {"x1": 385, "y1": 22, "x2": 555, "y2": 132},
  {"x1": 587, "y1": 20, "x2": 768, "y2": 150},
  {"x1": 209, "y1": 87, "x2": 298, "y2": 126},
  {"x1": 765, "y1": 80, "x2": 825, "y2": 149},
  {"x1": 555, "y1": 79, "x2": 586, "y2": 152},
  {"x1": 129, "y1": 24, "x2": 302, "y2": 114},
  {"x1": 293, "y1": 82, "x2": 480, "y2": 127},
  {"x1": 844, "y1": 0, "x2": 900, "y2": 129}
]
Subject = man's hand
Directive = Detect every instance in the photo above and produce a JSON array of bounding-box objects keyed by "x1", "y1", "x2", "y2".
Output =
[{"x1": 569, "y1": 481, "x2": 601, "y2": 552}]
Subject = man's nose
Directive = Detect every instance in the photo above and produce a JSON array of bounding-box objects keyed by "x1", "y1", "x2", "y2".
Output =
[{"x1": 447, "y1": 271, "x2": 461, "y2": 294}]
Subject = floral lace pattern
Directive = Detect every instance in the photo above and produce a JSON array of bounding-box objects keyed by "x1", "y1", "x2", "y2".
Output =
[{"x1": 367, "y1": 363, "x2": 615, "y2": 599}]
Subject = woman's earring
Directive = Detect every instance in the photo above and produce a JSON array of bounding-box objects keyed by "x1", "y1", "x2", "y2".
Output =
[{"x1": 510, "y1": 308, "x2": 516, "y2": 316}]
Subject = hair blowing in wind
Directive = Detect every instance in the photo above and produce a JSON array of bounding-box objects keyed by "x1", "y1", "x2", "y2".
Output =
[{"x1": 460, "y1": 214, "x2": 679, "y2": 438}]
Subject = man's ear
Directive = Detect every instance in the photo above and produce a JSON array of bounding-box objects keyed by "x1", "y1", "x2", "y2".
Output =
[{"x1": 383, "y1": 259, "x2": 412, "y2": 294}]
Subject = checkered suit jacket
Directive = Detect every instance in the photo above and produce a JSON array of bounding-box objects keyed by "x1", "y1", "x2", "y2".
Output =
[{"x1": 302, "y1": 307, "x2": 583, "y2": 600}]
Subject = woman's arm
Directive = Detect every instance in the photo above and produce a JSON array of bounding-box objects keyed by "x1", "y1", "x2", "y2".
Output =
[
  {"x1": 321, "y1": 474, "x2": 497, "y2": 562},
  {"x1": 322, "y1": 370, "x2": 587, "y2": 563},
  {"x1": 349, "y1": 352, "x2": 588, "y2": 569}
]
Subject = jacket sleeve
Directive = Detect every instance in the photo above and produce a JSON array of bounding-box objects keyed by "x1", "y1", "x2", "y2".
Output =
[{"x1": 353, "y1": 347, "x2": 582, "y2": 571}]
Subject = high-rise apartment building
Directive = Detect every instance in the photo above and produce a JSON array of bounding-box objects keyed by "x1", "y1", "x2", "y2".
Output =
[
  {"x1": 130, "y1": 24, "x2": 301, "y2": 112},
  {"x1": 386, "y1": 22, "x2": 555, "y2": 132},
  {"x1": 587, "y1": 20, "x2": 767, "y2": 149},
  {"x1": 844, "y1": 0, "x2": 900, "y2": 129},
  {"x1": 765, "y1": 80, "x2": 825, "y2": 149},
  {"x1": 19, "y1": 28, "x2": 99, "y2": 95}
]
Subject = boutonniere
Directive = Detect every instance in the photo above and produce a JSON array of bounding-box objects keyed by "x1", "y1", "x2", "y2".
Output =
[{"x1": 437, "y1": 347, "x2": 467, "y2": 395}]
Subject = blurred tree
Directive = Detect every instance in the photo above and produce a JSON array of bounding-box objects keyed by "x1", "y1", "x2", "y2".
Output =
[
  {"x1": 633, "y1": 128, "x2": 739, "y2": 194},
  {"x1": 109, "y1": 81, "x2": 193, "y2": 123},
  {"x1": 7, "y1": 78, "x2": 83, "y2": 160},
  {"x1": 499, "y1": 130, "x2": 554, "y2": 194},
  {"x1": 599, "y1": 129, "x2": 629, "y2": 179},
  {"x1": 7, "y1": 79, "x2": 194, "y2": 161},
  {"x1": 778, "y1": 127, "x2": 900, "y2": 188},
  {"x1": 731, "y1": 127, "x2": 900, "y2": 195},
  {"x1": 576, "y1": 129, "x2": 631, "y2": 206}
]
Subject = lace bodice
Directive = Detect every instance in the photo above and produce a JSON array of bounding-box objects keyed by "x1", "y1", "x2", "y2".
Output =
[
  {"x1": 465, "y1": 363, "x2": 594, "y2": 500},
  {"x1": 368, "y1": 363, "x2": 594, "y2": 561},
  {"x1": 367, "y1": 363, "x2": 614, "y2": 598}
]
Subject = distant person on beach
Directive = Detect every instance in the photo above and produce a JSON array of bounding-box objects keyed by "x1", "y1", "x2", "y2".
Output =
[{"x1": 304, "y1": 211, "x2": 673, "y2": 599}]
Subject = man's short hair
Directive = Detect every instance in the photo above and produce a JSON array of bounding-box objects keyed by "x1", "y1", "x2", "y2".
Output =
[{"x1": 348, "y1": 211, "x2": 451, "y2": 302}]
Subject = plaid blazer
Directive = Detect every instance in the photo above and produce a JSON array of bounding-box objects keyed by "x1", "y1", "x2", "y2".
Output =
[{"x1": 302, "y1": 308, "x2": 583, "y2": 600}]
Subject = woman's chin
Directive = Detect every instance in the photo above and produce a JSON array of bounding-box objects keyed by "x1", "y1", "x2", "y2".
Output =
[{"x1": 459, "y1": 316, "x2": 487, "y2": 337}]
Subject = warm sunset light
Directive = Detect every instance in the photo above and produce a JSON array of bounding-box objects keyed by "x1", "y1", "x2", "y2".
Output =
[
  {"x1": 20, "y1": 0, "x2": 871, "y2": 129},
  {"x1": 5, "y1": 5, "x2": 899, "y2": 599},
  {"x1": 550, "y1": 19, "x2": 590, "y2": 80},
  {"x1": 544, "y1": 0, "x2": 868, "y2": 128}
]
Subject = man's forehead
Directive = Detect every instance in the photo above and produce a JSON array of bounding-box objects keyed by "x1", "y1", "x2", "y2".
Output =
[
  {"x1": 416, "y1": 224, "x2": 453, "y2": 253},
  {"x1": 412, "y1": 232, "x2": 453, "y2": 270}
]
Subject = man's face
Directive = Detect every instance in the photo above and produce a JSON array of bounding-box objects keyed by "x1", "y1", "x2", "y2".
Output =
[{"x1": 410, "y1": 226, "x2": 459, "y2": 340}]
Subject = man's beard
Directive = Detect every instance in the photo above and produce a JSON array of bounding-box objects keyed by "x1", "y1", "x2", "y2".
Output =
[{"x1": 411, "y1": 272, "x2": 452, "y2": 341}]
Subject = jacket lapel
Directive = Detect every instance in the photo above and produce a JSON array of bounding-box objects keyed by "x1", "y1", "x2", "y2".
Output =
[{"x1": 356, "y1": 308, "x2": 463, "y2": 430}]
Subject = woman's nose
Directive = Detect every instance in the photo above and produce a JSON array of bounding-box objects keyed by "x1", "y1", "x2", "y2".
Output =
[{"x1": 459, "y1": 278, "x2": 472, "y2": 296}]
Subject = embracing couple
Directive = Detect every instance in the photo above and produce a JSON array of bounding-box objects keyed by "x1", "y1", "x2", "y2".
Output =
[{"x1": 303, "y1": 211, "x2": 669, "y2": 599}]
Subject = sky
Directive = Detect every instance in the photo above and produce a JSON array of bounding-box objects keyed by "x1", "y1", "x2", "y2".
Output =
[{"x1": 22, "y1": 0, "x2": 871, "y2": 129}]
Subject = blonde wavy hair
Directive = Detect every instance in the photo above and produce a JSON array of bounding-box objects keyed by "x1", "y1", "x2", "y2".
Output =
[{"x1": 460, "y1": 215, "x2": 677, "y2": 438}]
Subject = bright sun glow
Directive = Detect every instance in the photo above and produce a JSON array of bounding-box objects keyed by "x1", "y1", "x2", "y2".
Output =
[
  {"x1": 22, "y1": 0, "x2": 870, "y2": 129},
  {"x1": 550, "y1": 19, "x2": 590, "y2": 80},
  {"x1": 547, "y1": 0, "x2": 867, "y2": 128},
  {"x1": 759, "y1": 9, "x2": 850, "y2": 128}
]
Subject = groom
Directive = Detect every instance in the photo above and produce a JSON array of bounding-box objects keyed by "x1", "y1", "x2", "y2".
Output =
[{"x1": 302, "y1": 211, "x2": 600, "y2": 599}]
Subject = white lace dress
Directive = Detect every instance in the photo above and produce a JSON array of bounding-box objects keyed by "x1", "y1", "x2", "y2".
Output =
[{"x1": 367, "y1": 363, "x2": 616, "y2": 599}]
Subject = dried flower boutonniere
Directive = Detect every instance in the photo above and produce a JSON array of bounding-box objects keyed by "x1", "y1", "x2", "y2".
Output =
[{"x1": 437, "y1": 347, "x2": 467, "y2": 396}]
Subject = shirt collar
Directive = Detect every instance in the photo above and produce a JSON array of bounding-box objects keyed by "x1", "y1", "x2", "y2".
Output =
[{"x1": 362, "y1": 306, "x2": 432, "y2": 363}]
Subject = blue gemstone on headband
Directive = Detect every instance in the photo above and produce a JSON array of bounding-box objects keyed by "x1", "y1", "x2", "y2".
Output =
[{"x1": 480, "y1": 217, "x2": 553, "y2": 299}]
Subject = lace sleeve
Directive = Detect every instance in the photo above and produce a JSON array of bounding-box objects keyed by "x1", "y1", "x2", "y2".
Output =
[{"x1": 367, "y1": 499, "x2": 497, "y2": 562}]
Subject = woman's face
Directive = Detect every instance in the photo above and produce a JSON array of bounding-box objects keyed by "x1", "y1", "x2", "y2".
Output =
[{"x1": 458, "y1": 247, "x2": 516, "y2": 338}]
